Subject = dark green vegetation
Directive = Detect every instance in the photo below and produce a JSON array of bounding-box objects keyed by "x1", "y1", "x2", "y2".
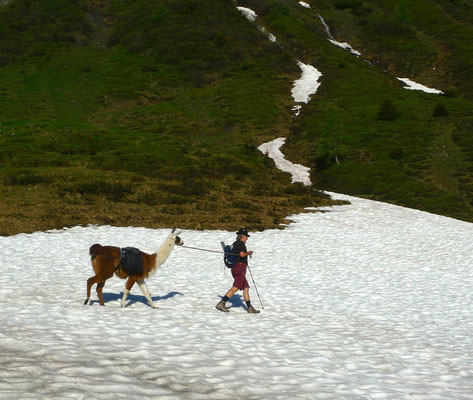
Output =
[
  {"x1": 257, "y1": 0, "x2": 473, "y2": 221},
  {"x1": 1, "y1": 0, "x2": 473, "y2": 235}
]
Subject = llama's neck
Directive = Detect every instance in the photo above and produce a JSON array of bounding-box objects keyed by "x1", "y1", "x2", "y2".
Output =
[{"x1": 154, "y1": 233, "x2": 177, "y2": 269}]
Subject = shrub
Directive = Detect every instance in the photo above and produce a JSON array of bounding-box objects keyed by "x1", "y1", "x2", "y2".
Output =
[
  {"x1": 444, "y1": 86, "x2": 458, "y2": 98},
  {"x1": 66, "y1": 180, "x2": 134, "y2": 201},
  {"x1": 162, "y1": 178, "x2": 210, "y2": 197},
  {"x1": 433, "y1": 102, "x2": 448, "y2": 117},
  {"x1": 136, "y1": 191, "x2": 162, "y2": 206},
  {"x1": 334, "y1": 0, "x2": 363, "y2": 10},
  {"x1": 376, "y1": 100, "x2": 400, "y2": 121},
  {"x1": 389, "y1": 146, "x2": 404, "y2": 160},
  {"x1": 394, "y1": 1, "x2": 412, "y2": 25},
  {"x1": 150, "y1": 3, "x2": 170, "y2": 23},
  {"x1": 283, "y1": 182, "x2": 318, "y2": 195},
  {"x1": 351, "y1": 5, "x2": 373, "y2": 16},
  {"x1": 5, "y1": 170, "x2": 52, "y2": 185},
  {"x1": 163, "y1": 195, "x2": 189, "y2": 205},
  {"x1": 368, "y1": 15, "x2": 412, "y2": 35}
]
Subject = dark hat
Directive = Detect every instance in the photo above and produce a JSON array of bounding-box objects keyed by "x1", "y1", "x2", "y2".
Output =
[{"x1": 236, "y1": 228, "x2": 250, "y2": 237}]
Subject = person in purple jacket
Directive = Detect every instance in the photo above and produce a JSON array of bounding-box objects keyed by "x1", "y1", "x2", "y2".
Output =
[{"x1": 215, "y1": 228, "x2": 260, "y2": 314}]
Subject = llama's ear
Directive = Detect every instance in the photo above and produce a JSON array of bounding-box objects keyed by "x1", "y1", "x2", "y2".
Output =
[
  {"x1": 175, "y1": 230, "x2": 182, "y2": 236},
  {"x1": 171, "y1": 228, "x2": 176, "y2": 233}
]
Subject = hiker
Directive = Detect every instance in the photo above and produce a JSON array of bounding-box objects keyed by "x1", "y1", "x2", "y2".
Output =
[{"x1": 215, "y1": 228, "x2": 260, "y2": 314}]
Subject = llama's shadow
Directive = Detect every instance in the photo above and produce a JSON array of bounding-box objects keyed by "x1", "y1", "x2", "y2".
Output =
[{"x1": 89, "y1": 291, "x2": 183, "y2": 308}]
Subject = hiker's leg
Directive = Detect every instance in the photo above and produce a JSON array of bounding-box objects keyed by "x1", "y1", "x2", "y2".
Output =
[
  {"x1": 225, "y1": 286, "x2": 239, "y2": 299},
  {"x1": 243, "y1": 287, "x2": 250, "y2": 302},
  {"x1": 243, "y1": 287, "x2": 260, "y2": 313}
]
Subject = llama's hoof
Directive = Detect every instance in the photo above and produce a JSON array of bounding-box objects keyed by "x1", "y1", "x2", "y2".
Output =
[{"x1": 84, "y1": 298, "x2": 90, "y2": 305}]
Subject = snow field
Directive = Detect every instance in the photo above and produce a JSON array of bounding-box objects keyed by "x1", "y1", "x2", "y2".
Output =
[{"x1": 1, "y1": 193, "x2": 473, "y2": 399}]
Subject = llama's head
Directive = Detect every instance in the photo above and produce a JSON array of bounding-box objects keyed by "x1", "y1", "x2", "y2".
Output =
[{"x1": 171, "y1": 228, "x2": 183, "y2": 246}]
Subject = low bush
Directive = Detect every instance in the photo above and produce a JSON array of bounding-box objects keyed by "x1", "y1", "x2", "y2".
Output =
[
  {"x1": 135, "y1": 191, "x2": 162, "y2": 206},
  {"x1": 334, "y1": 0, "x2": 363, "y2": 10},
  {"x1": 376, "y1": 100, "x2": 400, "y2": 121},
  {"x1": 433, "y1": 102, "x2": 448, "y2": 117},
  {"x1": 5, "y1": 169, "x2": 52, "y2": 185},
  {"x1": 65, "y1": 180, "x2": 135, "y2": 201}
]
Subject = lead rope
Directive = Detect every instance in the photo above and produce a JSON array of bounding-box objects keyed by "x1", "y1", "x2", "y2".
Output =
[
  {"x1": 177, "y1": 244, "x2": 235, "y2": 276},
  {"x1": 178, "y1": 243, "x2": 251, "y2": 272},
  {"x1": 178, "y1": 244, "x2": 228, "y2": 255},
  {"x1": 178, "y1": 244, "x2": 246, "y2": 259}
]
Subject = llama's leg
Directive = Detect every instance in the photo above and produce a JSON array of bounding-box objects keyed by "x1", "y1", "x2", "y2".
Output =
[
  {"x1": 138, "y1": 279, "x2": 157, "y2": 309},
  {"x1": 85, "y1": 276, "x2": 99, "y2": 305},
  {"x1": 121, "y1": 277, "x2": 136, "y2": 308},
  {"x1": 96, "y1": 282, "x2": 106, "y2": 306},
  {"x1": 120, "y1": 289, "x2": 129, "y2": 308}
]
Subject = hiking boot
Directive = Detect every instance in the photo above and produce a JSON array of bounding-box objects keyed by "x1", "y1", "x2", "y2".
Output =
[
  {"x1": 215, "y1": 300, "x2": 229, "y2": 313},
  {"x1": 247, "y1": 305, "x2": 260, "y2": 314}
]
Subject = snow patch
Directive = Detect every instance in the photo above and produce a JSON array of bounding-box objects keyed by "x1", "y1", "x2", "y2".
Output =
[
  {"x1": 318, "y1": 15, "x2": 334, "y2": 39},
  {"x1": 259, "y1": 26, "x2": 277, "y2": 43},
  {"x1": 258, "y1": 137, "x2": 312, "y2": 186},
  {"x1": 237, "y1": 7, "x2": 277, "y2": 43},
  {"x1": 237, "y1": 6, "x2": 257, "y2": 22},
  {"x1": 299, "y1": 1, "x2": 310, "y2": 8},
  {"x1": 329, "y1": 39, "x2": 361, "y2": 56},
  {"x1": 397, "y1": 77, "x2": 443, "y2": 94},
  {"x1": 292, "y1": 61, "x2": 322, "y2": 104},
  {"x1": 319, "y1": 15, "x2": 362, "y2": 57}
]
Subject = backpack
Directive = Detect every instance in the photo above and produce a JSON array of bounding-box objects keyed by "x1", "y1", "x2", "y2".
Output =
[{"x1": 221, "y1": 242, "x2": 238, "y2": 268}]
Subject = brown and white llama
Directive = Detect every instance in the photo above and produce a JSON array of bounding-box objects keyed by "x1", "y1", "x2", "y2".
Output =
[{"x1": 84, "y1": 229, "x2": 182, "y2": 308}]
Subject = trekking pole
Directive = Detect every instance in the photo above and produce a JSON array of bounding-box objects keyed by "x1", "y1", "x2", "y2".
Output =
[{"x1": 247, "y1": 263, "x2": 264, "y2": 309}]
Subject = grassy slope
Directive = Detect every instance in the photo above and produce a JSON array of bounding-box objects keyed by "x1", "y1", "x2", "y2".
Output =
[
  {"x1": 1, "y1": 0, "x2": 473, "y2": 235},
  {"x1": 0, "y1": 0, "x2": 338, "y2": 235},
  {"x1": 256, "y1": 0, "x2": 473, "y2": 222}
]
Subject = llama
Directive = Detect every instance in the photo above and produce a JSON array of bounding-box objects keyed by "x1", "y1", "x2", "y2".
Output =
[{"x1": 84, "y1": 229, "x2": 183, "y2": 308}]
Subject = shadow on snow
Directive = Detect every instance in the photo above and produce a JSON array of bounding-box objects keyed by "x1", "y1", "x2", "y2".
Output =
[
  {"x1": 220, "y1": 294, "x2": 248, "y2": 311},
  {"x1": 88, "y1": 291, "x2": 183, "y2": 307}
]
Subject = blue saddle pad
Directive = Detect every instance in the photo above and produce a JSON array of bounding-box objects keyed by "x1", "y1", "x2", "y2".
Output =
[{"x1": 119, "y1": 247, "x2": 143, "y2": 276}]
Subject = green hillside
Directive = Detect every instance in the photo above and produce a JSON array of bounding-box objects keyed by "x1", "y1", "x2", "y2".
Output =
[{"x1": 1, "y1": 0, "x2": 473, "y2": 235}]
